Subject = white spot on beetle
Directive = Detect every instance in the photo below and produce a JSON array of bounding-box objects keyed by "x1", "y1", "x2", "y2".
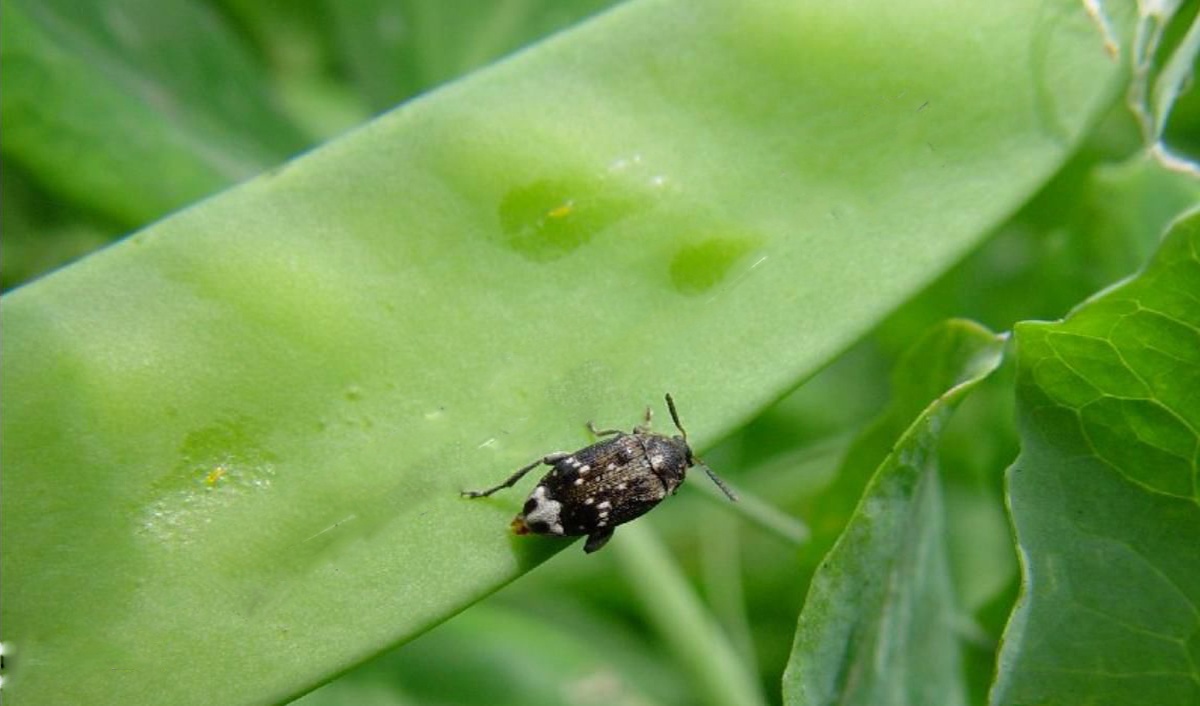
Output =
[
  {"x1": 523, "y1": 485, "x2": 564, "y2": 535},
  {"x1": 574, "y1": 477, "x2": 584, "y2": 486},
  {"x1": 616, "y1": 483, "x2": 627, "y2": 491},
  {"x1": 597, "y1": 501, "x2": 612, "y2": 510},
  {"x1": 606, "y1": 463, "x2": 617, "y2": 471},
  {"x1": 579, "y1": 465, "x2": 591, "y2": 474},
  {"x1": 584, "y1": 497, "x2": 595, "y2": 505}
]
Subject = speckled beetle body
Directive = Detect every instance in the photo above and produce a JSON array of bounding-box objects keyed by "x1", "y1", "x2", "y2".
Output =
[{"x1": 463, "y1": 394, "x2": 737, "y2": 553}]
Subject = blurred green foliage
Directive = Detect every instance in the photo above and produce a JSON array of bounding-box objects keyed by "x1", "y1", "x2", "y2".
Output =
[{"x1": 2, "y1": 1, "x2": 1198, "y2": 705}]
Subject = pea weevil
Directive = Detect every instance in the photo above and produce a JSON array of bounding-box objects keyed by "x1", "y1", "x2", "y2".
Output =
[{"x1": 462, "y1": 394, "x2": 737, "y2": 553}]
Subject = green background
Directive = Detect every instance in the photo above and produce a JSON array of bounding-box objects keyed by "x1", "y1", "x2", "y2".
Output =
[{"x1": 3, "y1": 0, "x2": 1198, "y2": 704}]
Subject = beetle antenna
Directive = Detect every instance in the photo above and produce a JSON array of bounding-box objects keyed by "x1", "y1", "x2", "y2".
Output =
[
  {"x1": 665, "y1": 395, "x2": 735, "y2": 500},
  {"x1": 665, "y1": 393, "x2": 687, "y2": 441},
  {"x1": 698, "y1": 459, "x2": 738, "y2": 502}
]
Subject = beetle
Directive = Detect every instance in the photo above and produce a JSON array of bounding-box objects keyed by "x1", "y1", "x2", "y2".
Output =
[{"x1": 462, "y1": 393, "x2": 737, "y2": 553}]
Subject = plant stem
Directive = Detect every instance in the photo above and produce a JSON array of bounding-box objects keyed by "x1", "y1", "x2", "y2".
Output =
[{"x1": 613, "y1": 523, "x2": 767, "y2": 706}]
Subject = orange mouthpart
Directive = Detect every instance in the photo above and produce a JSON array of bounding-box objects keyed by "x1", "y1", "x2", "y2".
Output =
[{"x1": 510, "y1": 516, "x2": 530, "y2": 535}]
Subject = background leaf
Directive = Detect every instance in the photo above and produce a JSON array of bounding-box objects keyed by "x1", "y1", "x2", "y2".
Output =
[
  {"x1": 993, "y1": 209, "x2": 1200, "y2": 706},
  {"x1": 294, "y1": 599, "x2": 688, "y2": 706},
  {"x1": 321, "y1": 0, "x2": 618, "y2": 112},
  {"x1": 782, "y1": 320, "x2": 1006, "y2": 706},
  {"x1": 0, "y1": 0, "x2": 307, "y2": 226},
  {"x1": 612, "y1": 524, "x2": 768, "y2": 706},
  {"x1": 1, "y1": 0, "x2": 1136, "y2": 704}
]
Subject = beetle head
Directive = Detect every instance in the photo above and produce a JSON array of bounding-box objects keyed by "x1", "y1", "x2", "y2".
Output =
[{"x1": 664, "y1": 393, "x2": 737, "y2": 502}]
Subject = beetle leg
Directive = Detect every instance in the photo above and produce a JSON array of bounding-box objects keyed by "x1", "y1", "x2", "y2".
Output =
[
  {"x1": 461, "y1": 452, "x2": 568, "y2": 498},
  {"x1": 633, "y1": 404, "x2": 654, "y2": 434},
  {"x1": 583, "y1": 526, "x2": 615, "y2": 553},
  {"x1": 587, "y1": 421, "x2": 623, "y2": 438}
]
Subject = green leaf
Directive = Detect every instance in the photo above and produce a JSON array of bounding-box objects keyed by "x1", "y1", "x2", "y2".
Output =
[
  {"x1": 295, "y1": 601, "x2": 689, "y2": 706},
  {"x1": 1087, "y1": 153, "x2": 1200, "y2": 272},
  {"x1": 992, "y1": 209, "x2": 1200, "y2": 706},
  {"x1": 0, "y1": 1, "x2": 1132, "y2": 704},
  {"x1": 0, "y1": 165, "x2": 118, "y2": 290},
  {"x1": 0, "y1": 0, "x2": 307, "y2": 226},
  {"x1": 782, "y1": 320, "x2": 1006, "y2": 706},
  {"x1": 324, "y1": 0, "x2": 619, "y2": 111},
  {"x1": 802, "y1": 320, "x2": 1011, "y2": 559}
]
